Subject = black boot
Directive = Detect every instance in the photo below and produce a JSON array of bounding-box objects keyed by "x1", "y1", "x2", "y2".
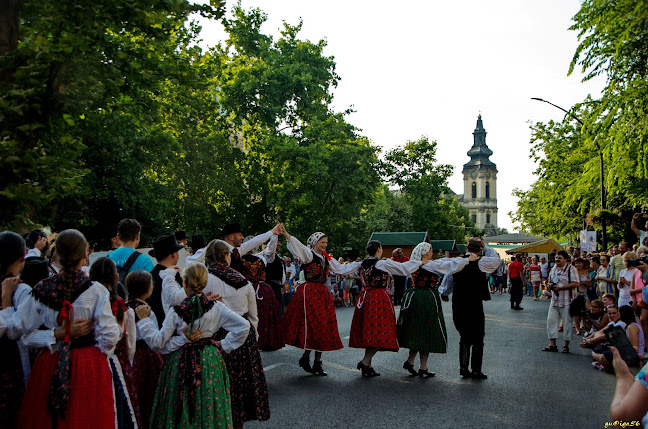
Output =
[
  {"x1": 312, "y1": 360, "x2": 328, "y2": 376},
  {"x1": 299, "y1": 355, "x2": 312, "y2": 373},
  {"x1": 471, "y1": 343, "x2": 487, "y2": 379},
  {"x1": 459, "y1": 343, "x2": 471, "y2": 378}
]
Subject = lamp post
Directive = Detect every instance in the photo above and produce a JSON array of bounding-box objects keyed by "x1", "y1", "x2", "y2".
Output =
[{"x1": 531, "y1": 97, "x2": 607, "y2": 252}]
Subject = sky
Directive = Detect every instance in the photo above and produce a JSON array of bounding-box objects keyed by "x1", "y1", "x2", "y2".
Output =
[{"x1": 194, "y1": 0, "x2": 606, "y2": 233}]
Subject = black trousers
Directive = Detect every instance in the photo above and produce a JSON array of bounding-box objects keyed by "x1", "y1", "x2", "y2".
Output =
[
  {"x1": 393, "y1": 275, "x2": 406, "y2": 305},
  {"x1": 452, "y1": 300, "x2": 485, "y2": 346},
  {"x1": 510, "y1": 277, "x2": 524, "y2": 305}
]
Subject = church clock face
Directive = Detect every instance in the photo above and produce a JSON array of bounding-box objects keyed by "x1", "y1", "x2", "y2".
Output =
[
  {"x1": 486, "y1": 172, "x2": 491, "y2": 179},
  {"x1": 470, "y1": 171, "x2": 477, "y2": 179}
]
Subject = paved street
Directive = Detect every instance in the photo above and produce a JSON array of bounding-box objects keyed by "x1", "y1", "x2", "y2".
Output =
[{"x1": 250, "y1": 292, "x2": 617, "y2": 429}]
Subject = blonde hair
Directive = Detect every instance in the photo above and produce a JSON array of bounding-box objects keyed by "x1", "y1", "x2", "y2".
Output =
[
  {"x1": 182, "y1": 262, "x2": 208, "y2": 295},
  {"x1": 623, "y1": 251, "x2": 638, "y2": 260}
]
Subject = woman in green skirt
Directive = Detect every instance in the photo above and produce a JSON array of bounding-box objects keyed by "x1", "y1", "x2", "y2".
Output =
[
  {"x1": 397, "y1": 242, "x2": 469, "y2": 377},
  {"x1": 135, "y1": 262, "x2": 251, "y2": 428}
]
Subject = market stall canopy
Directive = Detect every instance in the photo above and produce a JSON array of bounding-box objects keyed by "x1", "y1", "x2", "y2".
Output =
[{"x1": 505, "y1": 238, "x2": 564, "y2": 255}]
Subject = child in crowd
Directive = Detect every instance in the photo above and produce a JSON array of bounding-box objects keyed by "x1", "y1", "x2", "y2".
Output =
[{"x1": 90, "y1": 257, "x2": 141, "y2": 428}]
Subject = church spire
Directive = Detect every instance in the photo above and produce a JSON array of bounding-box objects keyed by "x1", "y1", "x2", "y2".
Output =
[{"x1": 464, "y1": 114, "x2": 495, "y2": 168}]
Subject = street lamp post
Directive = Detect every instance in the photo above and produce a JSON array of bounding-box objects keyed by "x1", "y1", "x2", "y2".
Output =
[{"x1": 531, "y1": 97, "x2": 607, "y2": 252}]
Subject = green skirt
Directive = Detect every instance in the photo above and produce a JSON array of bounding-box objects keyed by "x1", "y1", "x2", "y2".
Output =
[
  {"x1": 150, "y1": 345, "x2": 232, "y2": 429},
  {"x1": 397, "y1": 287, "x2": 448, "y2": 353}
]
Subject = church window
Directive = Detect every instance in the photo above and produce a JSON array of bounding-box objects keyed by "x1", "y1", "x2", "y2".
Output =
[
  {"x1": 485, "y1": 182, "x2": 490, "y2": 199},
  {"x1": 471, "y1": 182, "x2": 477, "y2": 199},
  {"x1": 486, "y1": 214, "x2": 491, "y2": 224},
  {"x1": 471, "y1": 214, "x2": 477, "y2": 224}
]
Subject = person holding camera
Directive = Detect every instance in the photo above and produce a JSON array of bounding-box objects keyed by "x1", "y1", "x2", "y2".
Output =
[
  {"x1": 542, "y1": 250, "x2": 580, "y2": 353},
  {"x1": 632, "y1": 213, "x2": 648, "y2": 247}
]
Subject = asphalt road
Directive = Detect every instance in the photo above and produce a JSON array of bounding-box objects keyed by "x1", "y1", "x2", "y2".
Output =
[{"x1": 249, "y1": 292, "x2": 618, "y2": 429}]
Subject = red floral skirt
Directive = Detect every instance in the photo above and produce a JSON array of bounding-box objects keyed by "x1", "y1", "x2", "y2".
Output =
[
  {"x1": 281, "y1": 281, "x2": 343, "y2": 351},
  {"x1": 19, "y1": 346, "x2": 115, "y2": 429},
  {"x1": 255, "y1": 281, "x2": 284, "y2": 351},
  {"x1": 349, "y1": 287, "x2": 399, "y2": 351}
]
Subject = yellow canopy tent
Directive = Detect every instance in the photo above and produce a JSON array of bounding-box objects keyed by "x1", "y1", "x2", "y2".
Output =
[{"x1": 505, "y1": 238, "x2": 564, "y2": 255}]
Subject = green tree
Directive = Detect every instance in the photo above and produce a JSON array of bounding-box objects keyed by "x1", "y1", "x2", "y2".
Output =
[{"x1": 0, "y1": 0, "x2": 224, "y2": 234}]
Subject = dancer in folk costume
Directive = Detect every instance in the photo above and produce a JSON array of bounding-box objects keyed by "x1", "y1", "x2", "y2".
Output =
[
  {"x1": 397, "y1": 242, "x2": 472, "y2": 377},
  {"x1": 17, "y1": 229, "x2": 121, "y2": 429},
  {"x1": 439, "y1": 238, "x2": 502, "y2": 379},
  {"x1": 136, "y1": 262, "x2": 250, "y2": 429},
  {"x1": 239, "y1": 235, "x2": 283, "y2": 351},
  {"x1": 127, "y1": 270, "x2": 193, "y2": 427},
  {"x1": 162, "y1": 240, "x2": 271, "y2": 428},
  {"x1": 204, "y1": 239, "x2": 270, "y2": 428},
  {"x1": 349, "y1": 240, "x2": 424, "y2": 377},
  {"x1": 280, "y1": 228, "x2": 361, "y2": 375},
  {"x1": 90, "y1": 257, "x2": 141, "y2": 428},
  {"x1": 220, "y1": 223, "x2": 280, "y2": 273}
]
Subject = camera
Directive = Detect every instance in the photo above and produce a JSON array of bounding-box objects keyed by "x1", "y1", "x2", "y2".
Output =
[
  {"x1": 635, "y1": 213, "x2": 648, "y2": 231},
  {"x1": 626, "y1": 255, "x2": 648, "y2": 268}
]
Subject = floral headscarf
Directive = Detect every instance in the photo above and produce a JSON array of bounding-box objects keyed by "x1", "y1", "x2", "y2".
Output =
[
  {"x1": 410, "y1": 242, "x2": 432, "y2": 262},
  {"x1": 307, "y1": 232, "x2": 326, "y2": 249}
]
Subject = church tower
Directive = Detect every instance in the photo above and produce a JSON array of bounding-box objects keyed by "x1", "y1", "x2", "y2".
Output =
[{"x1": 460, "y1": 115, "x2": 498, "y2": 235}]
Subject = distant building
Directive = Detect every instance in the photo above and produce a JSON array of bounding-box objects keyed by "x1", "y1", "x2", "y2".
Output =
[{"x1": 457, "y1": 115, "x2": 498, "y2": 236}]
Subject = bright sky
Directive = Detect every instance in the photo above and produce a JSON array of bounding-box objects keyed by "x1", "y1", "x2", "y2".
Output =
[{"x1": 195, "y1": 0, "x2": 606, "y2": 233}]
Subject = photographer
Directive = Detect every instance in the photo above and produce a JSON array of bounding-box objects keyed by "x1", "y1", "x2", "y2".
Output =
[
  {"x1": 580, "y1": 299, "x2": 609, "y2": 340},
  {"x1": 631, "y1": 213, "x2": 648, "y2": 247},
  {"x1": 591, "y1": 305, "x2": 644, "y2": 371},
  {"x1": 542, "y1": 250, "x2": 580, "y2": 353}
]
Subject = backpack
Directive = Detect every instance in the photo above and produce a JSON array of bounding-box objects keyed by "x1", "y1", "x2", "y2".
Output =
[{"x1": 115, "y1": 251, "x2": 142, "y2": 300}]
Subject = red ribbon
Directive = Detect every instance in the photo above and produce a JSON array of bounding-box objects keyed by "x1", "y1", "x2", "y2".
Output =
[
  {"x1": 322, "y1": 251, "x2": 332, "y2": 261},
  {"x1": 112, "y1": 297, "x2": 126, "y2": 316},
  {"x1": 57, "y1": 300, "x2": 73, "y2": 343}
]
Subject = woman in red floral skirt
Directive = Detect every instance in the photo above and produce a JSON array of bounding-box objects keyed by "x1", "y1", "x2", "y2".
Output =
[
  {"x1": 280, "y1": 228, "x2": 361, "y2": 375},
  {"x1": 349, "y1": 240, "x2": 425, "y2": 377},
  {"x1": 18, "y1": 229, "x2": 121, "y2": 429}
]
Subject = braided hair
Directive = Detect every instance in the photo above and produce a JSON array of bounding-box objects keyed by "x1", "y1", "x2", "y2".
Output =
[
  {"x1": 89, "y1": 257, "x2": 123, "y2": 324},
  {"x1": 204, "y1": 239, "x2": 230, "y2": 266},
  {"x1": 55, "y1": 230, "x2": 88, "y2": 302},
  {"x1": 0, "y1": 231, "x2": 26, "y2": 278},
  {"x1": 182, "y1": 262, "x2": 208, "y2": 296}
]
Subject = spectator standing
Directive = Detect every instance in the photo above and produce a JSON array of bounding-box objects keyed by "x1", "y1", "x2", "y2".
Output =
[
  {"x1": 610, "y1": 242, "x2": 629, "y2": 294},
  {"x1": 508, "y1": 255, "x2": 525, "y2": 310},
  {"x1": 391, "y1": 248, "x2": 410, "y2": 306},
  {"x1": 529, "y1": 256, "x2": 542, "y2": 301},
  {"x1": 595, "y1": 254, "x2": 615, "y2": 297},
  {"x1": 617, "y1": 251, "x2": 638, "y2": 307},
  {"x1": 109, "y1": 218, "x2": 154, "y2": 299},
  {"x1": 542, "y1": 250, "x2": 580, "y2": 353}
]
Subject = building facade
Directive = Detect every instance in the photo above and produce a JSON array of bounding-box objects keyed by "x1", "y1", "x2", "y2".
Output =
[{"x1": 458, "y1": 115, "x2": 498, "y2": 235}]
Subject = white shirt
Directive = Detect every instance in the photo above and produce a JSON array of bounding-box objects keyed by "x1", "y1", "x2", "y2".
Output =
[
  {"x1": 185, "y1": 247, "x2": 206, "y2": 264},
  {"x1": 438, "y1": 250, "x2": 503, "y2": 296},
  {"x1": 11, "y1": 281, "x2": 121, "y2": 356},
  {"x1": 226, "y1": 230, "x2": 274, "y2": 256},
  {"x1": 285, "y1": 236, "x2": 362, "y2": 275},
  {"x1": 618, "y1": 268, "x2": 637, "y2": 307},
  {"x1": 160, "y1": 269, "x2": 259, "y2": 336},
  {"x1": 137, "y1": 300, "x2": 250, "y2": 354}
]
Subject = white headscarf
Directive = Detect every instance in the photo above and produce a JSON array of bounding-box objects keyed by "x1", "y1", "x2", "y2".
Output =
[
  {"x1": 307, "y1": 232, "x2": 326, "y2": 249},
  {"x1": 410, "y1": 242, "x2": 432, "y2": 262}
]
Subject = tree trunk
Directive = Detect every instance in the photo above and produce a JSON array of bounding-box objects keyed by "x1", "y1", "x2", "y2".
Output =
[{"x1": 0, "y1": 0, "x2": 23, "y2": 55}]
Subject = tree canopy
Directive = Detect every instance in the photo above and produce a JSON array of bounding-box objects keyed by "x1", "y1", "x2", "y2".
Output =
[
  {"x1": 1, "y1": 2, "x2": 474, "y2": 254},
  {"x1": 512, "y1": 0, "x2": 648, "y2": 246}
]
